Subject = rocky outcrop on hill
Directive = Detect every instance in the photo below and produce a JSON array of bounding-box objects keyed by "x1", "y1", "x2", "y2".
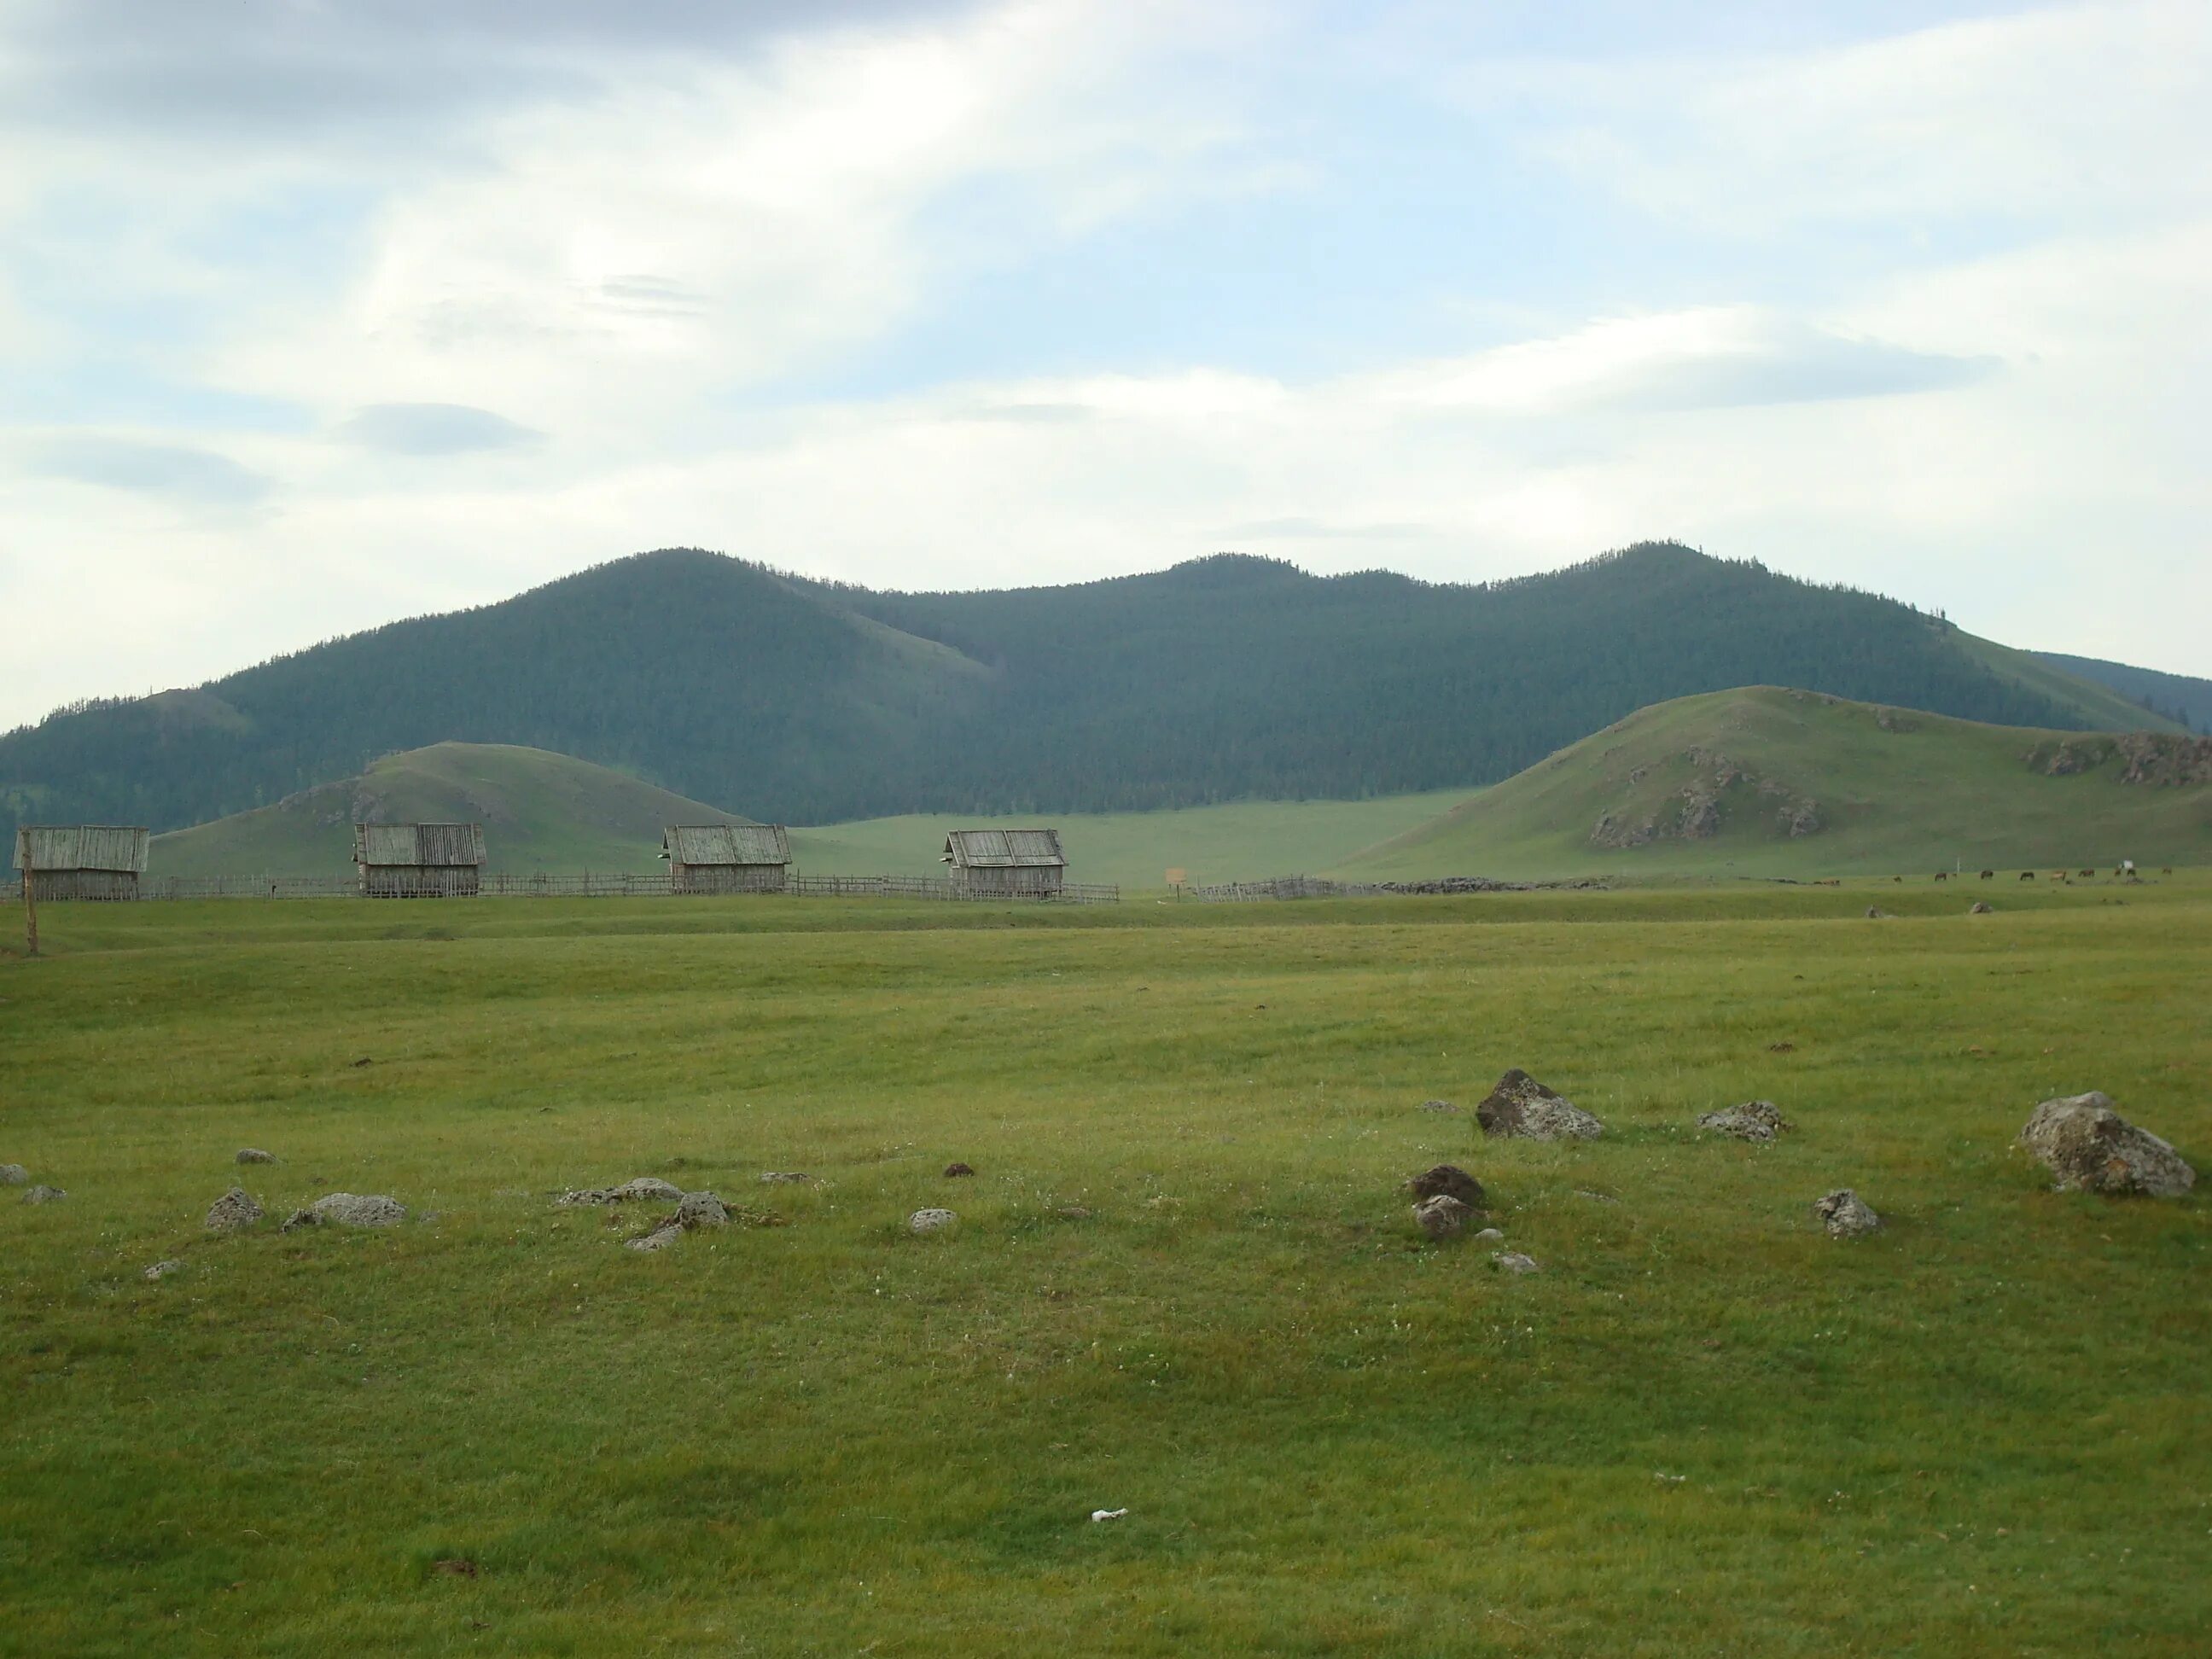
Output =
[
  {"x1": 1590, "y1": 748, "x2": 1823, "y2": 848},
  {"x1": 2026, "y1": 733, "x2": 2212, "y2": 784}
]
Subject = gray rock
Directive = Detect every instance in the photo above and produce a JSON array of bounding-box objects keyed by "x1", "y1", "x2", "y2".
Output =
[
  {"x1": 235, "y1": 1148, "x2": 278, "y2": 1165},
  {"x1": 1056, "y1": 1205, "x2": 1092, "y2": 1220},
  {"x1": 626, "y1": 1224, "x2": 681, "y2": 1252},
  {"x1": 556, "y1": 1175, "x2": 684, "y2": 1207},
  {"x1": 1814, "y1": 1189, "x2": 1882, "y2": 1238},
  {"x1": 2018, "y1": 1092, "x2": 2195, "y2": 1197},
  {"x1": 909, "y1": 1207, "x2": 957, "y2": 1234},
  {"x1": 1403, "y1": 1164, "x2": 1485, "y2": 1208},
  {"x1": 1865, "y1": 907, "x2": 1891, "y2": 919},
  {"x1": 205, "y1": 1187, "x2": 265, "y2": 1232},
  {"x1": 1473, "y1": 1226, "x2": 1505, "y2": 1241},
  {"x1": 1970, "y1": 901, "x2": 1994, "y2": 914},
  {"x1": 673, "y1": 1190, "x2": 729, "y2": 1229},
  {"x1": 1492, "y1": 1251, "x2": 1540, "y2": 1274},
  {"x1": 758, "y1": 1172, "x2": 812, "y2": 1185},
  {"x1": 1413, "y1": 1194, "x2": 1471, "y2": 1238},
  {"x1": 21, "y1": 1185, "x2": 65, "y2": 1204},
  {"x1": 1419, "y1": 1098, "x2": 1459, "y2": 1114},
  {"x1": 143, "y1": 1260, "x2": 183, "y2": 1281},
  {"x1": 1476, "y1": 1070, "x2": 1604, "y2": 1141},
  {"x1": 943, "y1": 1161, "x2": 976, "y2": 1178},
  {"x1": 1697, "y1": 1101, "x2": 1790, "y2": 1143},
  {"x1": 282, "y1": 1192, "x2": 406, "y2": 1231},
  {"x1": 0, "y1": 1163, "x2": 28, "y2": 1185}
]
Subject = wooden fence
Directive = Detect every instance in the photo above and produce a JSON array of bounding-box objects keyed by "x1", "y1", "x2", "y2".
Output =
[
  {"x1": 2, "y1": 872, "x2": 1118, "y2": 905},
  {"x1": 1186, "y1": 875, "x2": 1596, "y2": 901}
]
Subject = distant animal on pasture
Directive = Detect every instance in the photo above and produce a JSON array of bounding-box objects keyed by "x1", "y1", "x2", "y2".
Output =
[
  {"x1": 1893, "y1": 875, "x2": 1903, "y2": 882},
  {"x1": 2081, "y1": 869, "x2": 2095, "y2": 879},
  {"x1": 1980, "y1": 870, "x2": 1994, "y2": 880},
  {"x1": 2162, "y1": 866, "x2": 2173, "y2": 875},
  {"x1": 2020, "y1": 870, "x2": 2036, "y2": 881},
  {"x1": 1934, "y1": 871, "x2": 1947, "y2": 882}
]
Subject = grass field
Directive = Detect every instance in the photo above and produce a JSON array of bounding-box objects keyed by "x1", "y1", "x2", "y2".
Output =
[{"x1": 3, "y1": 880, "x2": 2208, "y2": 1655}]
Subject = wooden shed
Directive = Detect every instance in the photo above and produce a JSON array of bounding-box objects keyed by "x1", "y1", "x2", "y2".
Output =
[
  {"x1": 353, "y1": 823, "x2": 486, "y2": 898},
  {"x1": 13, "y1": 824, "x2": 149, "y2": 901},
  {"x1": 661, "y1": 824, "x2": 792, "y2": 894},
  {"x1": 942, "y1": 828, "x2": 1066, "y2": 897}
]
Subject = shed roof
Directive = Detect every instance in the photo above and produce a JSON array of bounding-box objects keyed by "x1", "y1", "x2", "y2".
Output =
[
  {"x1": 353, "y1": 823, "x2": 486, "y2": 868},
  {"x1": 15, "y1": 824, "x2": 149, "y2": 873},
  {"x1": 942, "y1": 828, "x2": 1065, "y2": 869},
  {"x1": 662, "y1": 824, "x2": 790, "y2": 866}
]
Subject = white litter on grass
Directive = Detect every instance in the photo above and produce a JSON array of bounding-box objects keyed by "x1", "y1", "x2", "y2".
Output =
[{"x1": 1090, "y1": 1508, "x2": 1128, "y2": 1522}]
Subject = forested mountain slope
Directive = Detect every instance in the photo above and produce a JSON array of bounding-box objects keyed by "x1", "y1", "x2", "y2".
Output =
[
  {"x1": 0, "y1": 541, "x2": 2186, "y2": 840},
  {"x1": 2029, "y1": 652, "x2": 2210, "y2": 732}
]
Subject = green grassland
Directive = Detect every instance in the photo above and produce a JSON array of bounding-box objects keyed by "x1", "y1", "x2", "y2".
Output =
[
  {"x1": 3, "y1": 880, "x2": 2207, "y2": 1655},
  {"x1": 152, "y1": 744, "x2": 751, "y2": 877},
  {"x1": 1342, "y1": 688, "x2": 2212, "y2": 882}
]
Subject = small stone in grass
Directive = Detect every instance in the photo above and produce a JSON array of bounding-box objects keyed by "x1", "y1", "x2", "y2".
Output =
[
  {"x1": 1413, "y1": 1194, "x2": 1470, "y2": 1238},
  {"x1": 235, "y1": 1148, "x2": 278, "y2": 1165},
  {"x1": 205, "y1": 1187, "x2": 264, "y2": 1232},
  {"x1": 1473, "y1": 1227, "x2": 1505, "y2": 1242},
  {"x1": 143, "y1": 1260, "x2": 183, "y2": 1281},
  {"x1": 1814, "y1": 1189, "x2": 1882, "y2": 1237},
  {"x1": 944, "y1": 1162, "x2": 975, "y2": 1178},
  {"x1": 759, "y1": 1172, "x2": 812, "y2": 1185},
  {"x1": 281, "y1": 1192, "x2": 405, "y2": 1231},
  {"x1": 1419, "y1": 1098, "x2": 1459, "y2": 1114},
  {"x1": 1970, "y1": 901, "x2": 1994, "y2": 914},
  {"x1": 1493, "y1": 1251, "x2": 1540, "y2": 1274},
  {"x1": 1403, "y1": 1164, "x2": 1485, "y2": 1208},
  {"x1": 21, "y1": 1185, "x2": 65, "y2": 1205},
  {"x1": 910, "y1": 1208, "x2": 957, "y2": 1234},
  {"x1": 1, "y1": 1163, "x2": 31, "y2": 1185},
  {"x1": 1697, "y1": 1101, "x2": 1790, "y2": 1143}
]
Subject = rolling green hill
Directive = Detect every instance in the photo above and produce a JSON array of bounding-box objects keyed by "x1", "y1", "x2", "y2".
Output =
[
  {"x1": 152, "y1": 743, "x2": 751, "y2": 876},
  {"x1": 2, "y1": 541, "x2": 2187, "y2": 843},
  {"x1": 1339, "y1": 688, "x2": 2212, "y2": 880}
]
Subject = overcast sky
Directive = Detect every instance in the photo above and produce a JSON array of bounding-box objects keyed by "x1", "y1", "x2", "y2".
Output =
[{"x1": 3, "y1": 0, "x2": 2207, "y2": 726}]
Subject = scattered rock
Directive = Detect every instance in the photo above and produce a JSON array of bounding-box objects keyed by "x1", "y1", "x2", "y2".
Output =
[
  {"x1": 2017, "y1": 1092, "x2": 2195, "y2": 1197},
  {"x1": 1865, "y1": 906, "x2": 1891, "y2": 919},
  {"x1": 673, "y1": 1190, "x2": 729, "y2": 1229},
  {"x1": 143, "y1": 1260, "x2": 184, "y2": 1281},
  {"x1": 626, "y1": 1226, "x2": 680, "y2": 1253},
  {"x1": 943, "y1": 1162, "x2": 975, "y2": 1178},
  {"x1": 1492, "y1": 1251, "x2": 1540, "y2": 1274},
  {"x1": 909, "y1": 1208, "x2": 957, "y2": 1234},
  {"x1": 235, "y1": 1148, "x2": 278, "y2": 1165},
  {"x1": 1767, "y1": 1041, "x2": 1796, "y2": 1054},
  {"x1": 1473, "y1": 1227, "x2": 1505, "y2": 1241},
  {"x1": 205, "y1": 1187, "x2": 265, "y2": 1232},
  {"x1": 758, "y1": 1172, "x2": 812, "y2": 1185},
  {"x1": 1418, "y1": 1098, "x2": 1459, "y2": 1114},
  {"x1": 431, "y1": 1558, "x2": 479, "y2": 1579},
  {"x1": 1403, "y1": 1164, "x2": 1485, "y2": 1208},
  {"x1": 1969, "y1": 901, "x2": 1994, "y2": 915},
  {"x1": 1697, "y1": 1101, "x2": 1790, "y2": 1143},
  {"x1": 0, "y1": 1164, "x2": 30, "y2": 1185},
  {"x1": 282, "y1": 1192, "x2": 406, "y2": 1231},
  {"x1": 556, "y1": 1176, "x2": 684, "y2": 1207},
  {"x1": 1575, "y1": 1189, "x2": 1620, "y2": 1205},
  {"x1": 1090, "y1": 1508, "x2": 1128, "y2": 1522},
  {"x1": 1056, "y1": 1205, "x2": 1092, "y2": 1220},
  {"x1": 1814, "y1": 1190, "x2": 1882, "y2": 1238},
  {"x1": 21, "y1": 1185, "x2": 65, "y2": 1205},
  {"x1": 1476, "y1": 1069, "x2": 1604, "y2": 1141},
  {"x1": 1412, "y1": 1194, "x2": 1471, "y2": 1238}
]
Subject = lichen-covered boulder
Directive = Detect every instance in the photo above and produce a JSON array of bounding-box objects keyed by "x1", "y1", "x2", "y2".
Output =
[
  {"x1": 909, "y1": 1208, "x2": 957, "y2": 1234},
  {"x1": 20, "y1": 1185, "x2": 65, "y2": 1205},
  {"x1": 2018, "y1": 1093, "x2": 2195, "y2": 1197},
  {"x1": 1476, "y1": 1070, "x2": 1604, "y2": 1141},
  {"x1": 1697, "y1": 1101, "x2": 1790, "y2": 1143},
  {"x1": 1403, "y1": 1165, "x2": 1486, "y2": 1208},
  {"x1": 236, "y1": 1148, "x2": 279, "y2": 1165},
  {"x1": 673, "y1": 1190, "x2": 729, "y2": 1229},
  {"x1": 1412, "y1": 1194, "x2": 1470, "y2": 1238},
  {"x1": 1492, "y1": 1251, "x2": 1540, "y2": 1274},
  {"x1": 1814, "y1": 1190, "x2": 1882, "y2": 1238},
  {"x1": 558, "y1": 1175, "x2": 684, "y2": 1207},
  {"x1": 0, "y1": 1164, "x2": 30, "y2": 1185},
  {"x1": 205, "y1": 1187, "x2": 264, "y2": 1232},
  {"x1": 143, "y1": 1260, "x2": 184, "y2": 1281},
  {"x1": 282, "y1": 1192, "x2": 405, "y2": 1231}
]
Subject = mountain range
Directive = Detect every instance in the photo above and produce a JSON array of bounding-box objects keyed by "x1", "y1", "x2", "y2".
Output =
[{"x1": 0, "y1": 540, "x2": 2193, "y2": 843}]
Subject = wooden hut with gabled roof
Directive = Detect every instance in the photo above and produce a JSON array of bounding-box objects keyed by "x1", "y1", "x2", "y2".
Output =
[
  {"x1": 353, "y1": 822, "x2": 485, "y2": 898},
  {"x1": 661, "y1": 824, "x2": 792, "y2": 894},
  {"x1": 14, "y1": 824, "x2": 149, "y2": 901},
  {"x1": 942, "y1": 828, "x2": 1066, "y2": 897}
]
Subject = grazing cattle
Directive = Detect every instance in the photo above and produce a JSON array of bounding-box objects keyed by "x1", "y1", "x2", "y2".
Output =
[
  {"x1": 2162, "y1": 866, "x2": 2173, "y2": 875},
  {"x1": 1980, "y1": 870, "x2": 1994, "y2": 880},
  {"x1": 1893, "y1": 875, "x2": 1903, "y2": 883},
  {"x1": 2081, "y1": 869, "x2": 2096, "y2": 879},
  {"x1": 2020, "y1": 870, "x2": 2036, "y2": 880},
  {"x1": 1934, "y1": 871, "x2": 1948, "y2": 882}
]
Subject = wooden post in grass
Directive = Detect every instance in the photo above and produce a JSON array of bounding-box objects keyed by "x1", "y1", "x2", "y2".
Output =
[{"x1": 15, "y1": 829, "x2": 38, "y2": 958}]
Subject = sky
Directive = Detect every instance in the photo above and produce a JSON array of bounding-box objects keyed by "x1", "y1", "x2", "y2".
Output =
[{"x1": 2, "y1": 0, "x2": 2207, "y2": 727}]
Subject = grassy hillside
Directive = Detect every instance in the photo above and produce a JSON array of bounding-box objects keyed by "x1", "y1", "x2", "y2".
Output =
[
  {"x1": 1342, "y1": 688, "x2": 2212, "y2": 880},
  {"x1": 154, "y1": 742, "x2": 751, "y2": 876},
  {"x1": 4, "y1": 541, "x2": 2186, "y2": 843},
  {"x1": 4, "y1": 887, "x2": 2205, "y2": 1651},
  {"x1": 2031, "y1": 649, "x2": 2211, "y2": 732},
  {"x1": 790, "y1": 793, "x2": 1469, "y2": 889}
]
